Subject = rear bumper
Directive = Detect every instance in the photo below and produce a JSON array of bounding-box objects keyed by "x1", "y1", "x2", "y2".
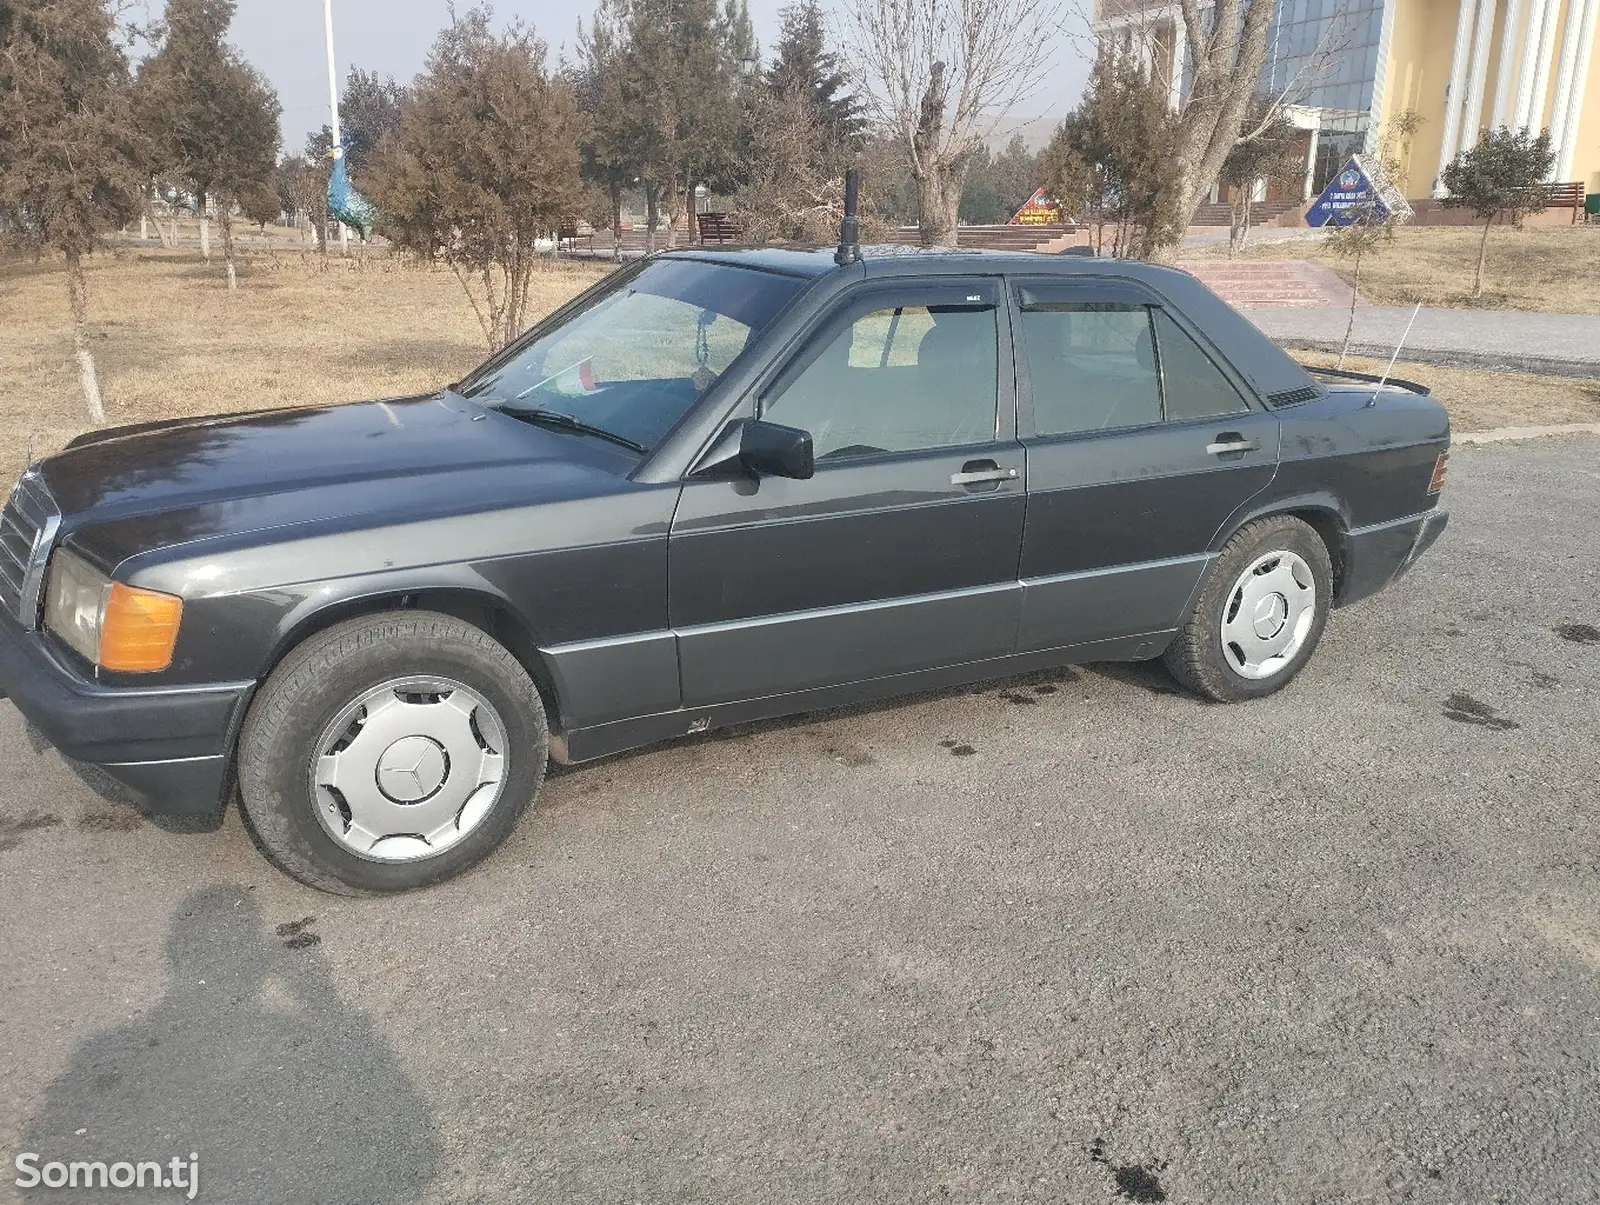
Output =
[
  {"x1": 1338, "y1": 507, "x2": 1449, "y2": 606},
  {"x1": 0, "y1": 610, "x2": 251, "y2": 814}
]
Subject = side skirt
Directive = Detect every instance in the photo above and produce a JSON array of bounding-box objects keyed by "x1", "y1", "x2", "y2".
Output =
[{"x1": 552, "y1": 629, "x2": 1177, "y2": 764}]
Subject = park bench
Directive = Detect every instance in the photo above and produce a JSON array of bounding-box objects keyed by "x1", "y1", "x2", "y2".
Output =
[
  {"x1": 557, "y1": 221, "x2": 594, "y2": 254},
  {"x1": 1545, "y1": 181, "x2": 1585, "y2": 224},
  {"x1": 696, "y1": 212, "x2": 742, "y2": 244}
]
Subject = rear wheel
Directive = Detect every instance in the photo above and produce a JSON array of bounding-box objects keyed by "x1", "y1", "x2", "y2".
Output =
[
  {"x1": 1163, "y1": 515, "x2": 1333, "y2": 702},
  {"x1": 237, "y1": 611, "x2": 547, "y2": 895}
]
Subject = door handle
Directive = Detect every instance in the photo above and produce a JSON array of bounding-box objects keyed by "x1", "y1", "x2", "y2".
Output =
[
  {"x1": 950, "y1": 465, "x2": 1020, "y2": 485},
  {"x1": 1206, "y1": 435, "x2": 1259, "y2": 456}
]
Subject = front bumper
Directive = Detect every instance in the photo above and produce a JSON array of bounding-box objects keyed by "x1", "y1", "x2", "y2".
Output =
[
  {"x1": 0, "y1": 609, "x2": 252, "y2": 814},
  {"x1": 1338, "y1": 507, "x2": 1449, "y2": 606}
]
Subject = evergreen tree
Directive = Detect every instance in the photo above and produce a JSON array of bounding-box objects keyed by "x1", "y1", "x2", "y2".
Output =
[
  {"x1": 133, "y1": 0, "x2": 281, "y2": 287},
  {"x1": 767, "y1": 0, "x2": 861, "y2": 145},
  {"x1": 1038, "y1": 53, "x2": 1178, "y2": 257},
  {"x1": 1442, "y1": 126, "x2": 1556, "y2": 298},
  {"x1": 0, "y1": 0, "x2": 144, "y2": 422},
  {"x1": 367, "y1": 7, "x2": 583, "y2": 350}
]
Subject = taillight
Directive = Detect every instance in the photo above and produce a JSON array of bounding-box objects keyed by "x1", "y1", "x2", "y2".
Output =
[{"x1": 1428, "y1": 451, "x2": 1449, "y2": 495}]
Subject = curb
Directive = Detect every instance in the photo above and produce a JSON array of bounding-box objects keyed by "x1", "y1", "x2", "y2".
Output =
[
  {"x1": 1456, "y1": 422, "x2": 1600, "y2": 444},
  {"x1": 1274, "y1": 336, "x2": 1600, "y2": 381}
]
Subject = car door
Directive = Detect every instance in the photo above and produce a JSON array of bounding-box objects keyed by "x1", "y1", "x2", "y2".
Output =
[
  {"x1": 1010, "y1": 278, "x2": 1280, "y2": 654},
  {"x1": 668, "y1": 278, "x2": 1026, "y2": 707}
]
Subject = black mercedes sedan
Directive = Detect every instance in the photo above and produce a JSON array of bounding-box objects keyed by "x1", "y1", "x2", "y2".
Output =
[{"x1": 0, "y1": 244, "x2": 1449, "y2": 893}]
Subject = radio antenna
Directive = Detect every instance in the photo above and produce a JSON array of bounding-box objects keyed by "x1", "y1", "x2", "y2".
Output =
[
  {"x1": 834, "y1": 167, "x2": 861, "y2": 267},
  {"x1": 1369, "y1": 301, "x2": 1422, "y2": 406}
]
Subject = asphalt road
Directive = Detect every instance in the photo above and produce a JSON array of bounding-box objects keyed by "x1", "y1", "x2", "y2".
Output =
[{"x1": 2, "y1": 437, "x2": 1598, "y2": 1205}]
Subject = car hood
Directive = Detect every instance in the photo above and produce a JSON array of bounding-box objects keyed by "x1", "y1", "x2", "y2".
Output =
[{"x1": 37, "y1": 394, "x2": 640, "y2": 568}]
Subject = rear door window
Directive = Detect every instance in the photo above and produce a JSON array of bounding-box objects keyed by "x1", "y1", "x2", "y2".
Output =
[
  {"x1": 1152, "y1": 309, "x2": 1250, "y2": 421},
  {"x1": 1021, "y1": 303, "x2": 1162, "y2": 435},
  {"x1": 1018, "y1": 289, "x2": 1254, "y2": 436}
]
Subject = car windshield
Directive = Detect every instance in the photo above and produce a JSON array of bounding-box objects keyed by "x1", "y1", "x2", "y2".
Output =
[{"x1": 457, "y1": 258, "x2": 806, "y2": 452}]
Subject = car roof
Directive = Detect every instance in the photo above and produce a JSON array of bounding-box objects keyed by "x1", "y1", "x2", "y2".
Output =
[{"x1": 663, "y1": 244, "x2": 1319, "y2": 404}]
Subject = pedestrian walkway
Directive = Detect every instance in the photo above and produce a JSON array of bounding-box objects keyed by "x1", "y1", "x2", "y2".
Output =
[{"x1": 1247, "y1": 305, "x2": 1600, "y2": 378}]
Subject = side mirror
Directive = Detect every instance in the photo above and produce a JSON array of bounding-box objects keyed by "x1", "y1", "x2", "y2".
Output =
[{"x1": 695, "y1": 419, "x2": 814, "y2": 481}]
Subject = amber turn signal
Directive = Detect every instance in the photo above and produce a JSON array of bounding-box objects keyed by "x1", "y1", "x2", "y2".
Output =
[
  {"x1": 1428, "y1": 451, "x2": 1449, "y2": 495},
  {"x1": 98, "y1": 582, "x2": 184, "y2": 672}
]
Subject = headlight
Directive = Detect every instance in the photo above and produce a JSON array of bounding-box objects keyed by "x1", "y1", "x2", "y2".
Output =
[{"x1": 44, "y1": 549, "x2": 183, "y2": 672}]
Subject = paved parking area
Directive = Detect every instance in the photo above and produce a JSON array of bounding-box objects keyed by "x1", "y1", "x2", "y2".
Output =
[{"x1": 2, "y1": 437, "x2": 1598, "y2": 1204}]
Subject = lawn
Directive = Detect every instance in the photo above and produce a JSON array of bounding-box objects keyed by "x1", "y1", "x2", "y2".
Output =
[
  {"x1": 1289, "y1": 350, "x2": 1600, "y2": 433},
  {"x1": 1200, "y1": 224, "x2": 1600, "y2": 314},
  {"x1": 0, "y1": 249, "x2": 611, "y2": 483}
]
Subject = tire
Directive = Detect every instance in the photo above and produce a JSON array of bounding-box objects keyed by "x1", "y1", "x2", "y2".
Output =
[
  {"x1": 236, "y1": 611, "x2": 548, "y2": 895},
  {"x1": 1163, "y1": 515, "x2": 1334, "y2": 703}
]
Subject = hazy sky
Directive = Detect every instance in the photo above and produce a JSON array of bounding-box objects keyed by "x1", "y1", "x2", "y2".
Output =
[{"x1": 137, "y1": 1, "x2": 1093, "y2": 155}]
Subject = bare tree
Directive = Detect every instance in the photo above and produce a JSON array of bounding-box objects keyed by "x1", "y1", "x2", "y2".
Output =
[
  {"x1": 840, "y1": 0, "x2": 1064, "y2": 247},
  {"x1": 1090, "y1": 0, "x2": 1357, "y2": 259},
  {"x1": 1218, "y1": 98, "x2": 1304, "y2": 255}
]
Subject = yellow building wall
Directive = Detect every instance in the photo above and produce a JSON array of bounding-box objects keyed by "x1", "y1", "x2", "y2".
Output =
[
  {"x1": 1381, "y1": 0, "x2": 1466, "y2": 194},
  {"x1": 1574, "y1": 33, "x2": 1600, "y2": 193},
  {"x1": 1382, "y1": 0, "x2": 1600, "y2": 196}
]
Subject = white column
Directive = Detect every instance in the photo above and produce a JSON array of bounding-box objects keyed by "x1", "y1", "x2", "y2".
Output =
[
  {"x1": 1528, "y1": 0, "x2": 1565, "y2": 126},
  {"x1": 1492, "y1": 0, "x2": 1526, "y2": 126},
  {"x1": 1514, "y1": 0, "x2": 1555, "y2": 127},
  {"x1": 1367, "y1": 0, "x2": 1401, "y2": 154},
  {"x1": 1168, "y1": 13, "x2": 1187, "y2": 109},
  {"x1": 1547, "y1": 0, "x2": 1589, "y2": 172},
  {"x1": 1461, "y1": 0, "x2": 1502, "y2": 150},
  {"x1": 1303, "y1": 123, "x2": 1322, "y2": 200},
  {"x1": 1554, "y1": 0, "x2": 1599, "y2": 178},
  {"x1": 1437, "y1": 0, "x2": 1483, "y2": 189}
]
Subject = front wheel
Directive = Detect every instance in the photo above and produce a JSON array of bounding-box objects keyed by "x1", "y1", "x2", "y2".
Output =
[
  {"x1": 237, "y1": 611, "x2": 548, "y2": 895},
  {"x1": 1163, "y1": 515, "x2": 1334, "y2": 702}
]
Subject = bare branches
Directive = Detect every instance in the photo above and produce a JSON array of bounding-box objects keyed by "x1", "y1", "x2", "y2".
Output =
[
  {"x1": 839, "y1": 0, "x2": 1063, "y2": 245},
  {"x1": 841, "y1": 0, "x2": 1063, "y2": 163}
]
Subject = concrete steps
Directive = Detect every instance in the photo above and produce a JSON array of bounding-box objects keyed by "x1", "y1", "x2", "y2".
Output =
[
  {"x1": 1190, "y1": 200, "x2": 1305, "y2": 227},
  {"x1": 882, "y1": 224, "x2": 1075, "y2": 252},
  {"x1": 1180, "y1": 259, "x2": 1355, "y2": 309}
]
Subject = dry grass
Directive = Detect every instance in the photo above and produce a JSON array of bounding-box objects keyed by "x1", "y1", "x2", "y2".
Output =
[
  {"x1": 1204, "y1": 225, "x2": 1600, "y2": 314},
  {"x1": 0, "y1": 249, "x2": 611, "y2": 483},
  {"x1": 1291, "y1": 350, "x2": 1600, "y2": 432},
  {"x1": 4, "y1": 250, "x2": 1595, "y2": 486}
]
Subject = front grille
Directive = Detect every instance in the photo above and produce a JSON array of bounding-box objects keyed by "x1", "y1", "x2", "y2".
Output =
[{"x1": 0, "y1": 471, "x2": 61, "y2": 628}]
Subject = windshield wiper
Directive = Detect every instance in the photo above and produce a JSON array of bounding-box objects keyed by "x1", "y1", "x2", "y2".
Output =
[{"x1": 498, "y1": 406, "x2": 648, "y2": 454}]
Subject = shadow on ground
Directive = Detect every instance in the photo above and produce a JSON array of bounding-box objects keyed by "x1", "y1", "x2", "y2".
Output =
[{"x1": 21, "y1": 886, "x2": 439, "y2": 1203}]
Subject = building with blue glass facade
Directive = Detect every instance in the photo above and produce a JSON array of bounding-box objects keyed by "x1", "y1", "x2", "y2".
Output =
[{"x1": 1093, "y1": 0, "x2": 1599, "y2": 201}]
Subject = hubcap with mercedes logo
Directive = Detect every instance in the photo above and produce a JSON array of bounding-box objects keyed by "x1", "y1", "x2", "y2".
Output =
[{"x1": 311, "y1": 676, "x2": 508, "y2": 862}]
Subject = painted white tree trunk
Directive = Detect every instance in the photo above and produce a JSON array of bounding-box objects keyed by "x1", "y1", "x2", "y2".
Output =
[
  {"x1": 65, "y1": 253, "x2": 107, "y2": 425},
  {"x1": 199, "y1": 193, "x2": 211, "y2": 261}
]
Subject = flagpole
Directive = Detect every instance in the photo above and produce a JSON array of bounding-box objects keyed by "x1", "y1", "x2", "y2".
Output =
[{"x1": 323, "y1": 0, "x2": 348, "y2": 255}]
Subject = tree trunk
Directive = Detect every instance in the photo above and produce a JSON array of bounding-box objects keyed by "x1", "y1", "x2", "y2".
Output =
[
  {"x1": 199, "y1": 194, "x2": 211, "y2": 260},
  {"x1": 1337, "y1": 246, "x2": 1362, "y2": 368},
  {"x1": 644, "y1": 183, "x2": 660, "y2": 254},
  {"x1": 610, "y1": 181, "x2": 624, "y2": 264},
  {"x1": 220, "y1": 198, "x2": 237, "y2": 290},
  {"x1": 915, "y1": 167, "x2": 962, "y2": 248},
  {"x1": 1474, "y1": 216, "x2": 1492, "y2": 297},
  {"x1": 64, "y1": 251, "x2": 107, "y2": 426}
]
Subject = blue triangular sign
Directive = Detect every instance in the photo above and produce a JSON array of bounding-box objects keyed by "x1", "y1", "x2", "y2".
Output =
[{"x1": 1305, "y1": 156, "x2": 1392, "y2": 228}]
